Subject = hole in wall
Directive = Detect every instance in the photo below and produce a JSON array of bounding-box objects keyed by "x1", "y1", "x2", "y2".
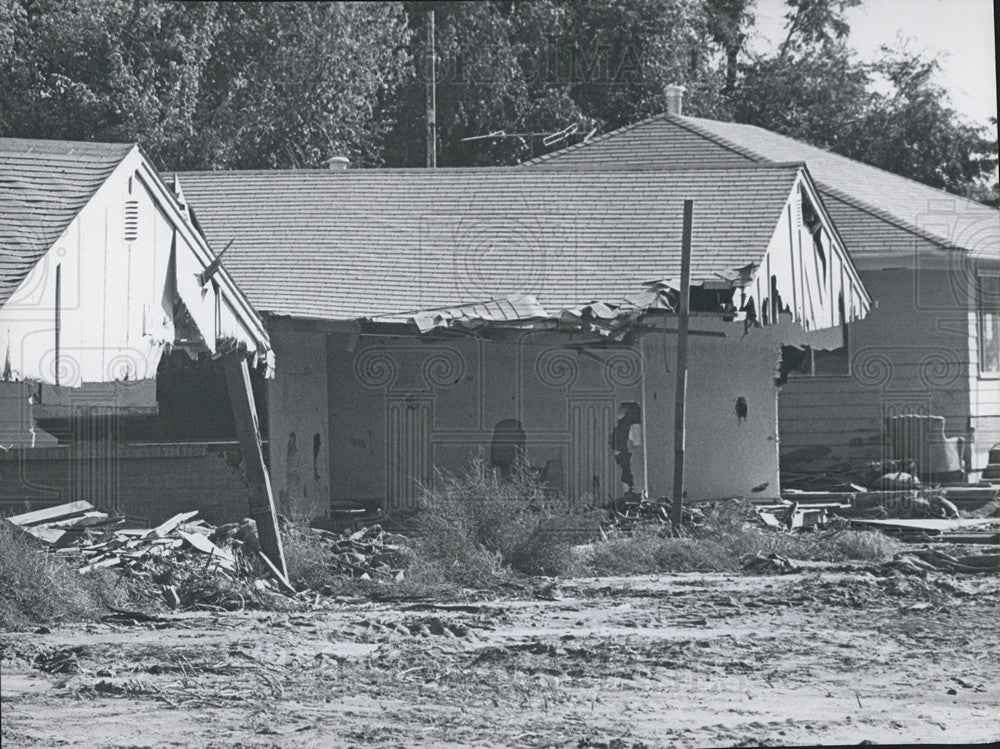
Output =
[
  {"x1": 735, "y1": 397, "x2": 748, "y2": 423},
  {"x1": 313, "y1": 432, "x2": 321, "y2": 481},
  {"x1": 612, "y1": 402, "x2": 641, "y2": 491},
  {"x1": 490, "y1": 419, "x2": 526, "y2": 477}
]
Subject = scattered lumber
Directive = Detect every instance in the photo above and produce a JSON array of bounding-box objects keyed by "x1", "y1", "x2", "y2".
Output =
[
  {"x1": 4, "y1": 502, "x2": 412, "y2": 605},
  {"x1": 305, "y1": 524, "x2": 409, "y2": 581},
  {"x1": 4, "y1": 503, "x2": 278, "y2": 604}
]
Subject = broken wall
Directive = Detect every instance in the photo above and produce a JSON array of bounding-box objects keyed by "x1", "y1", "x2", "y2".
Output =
[{"x1": 265, "y1": 329, "x2": 331, "y2": 517}]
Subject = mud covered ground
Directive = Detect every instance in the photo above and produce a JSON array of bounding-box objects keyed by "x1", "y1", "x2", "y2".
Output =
[{"x1": 3, "y1": 567, "x2": 998, "y2": 748}]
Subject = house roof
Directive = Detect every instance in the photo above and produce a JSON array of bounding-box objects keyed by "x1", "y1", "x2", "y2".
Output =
[
  {"x1": 169, "y1": 163, "x2": 809, "y2": 321},
  {"x1": 526, "y1": 113, "x2": 1000, "y2": 256},
  {"x1": 0, "y1": 138, "x2": 135, "y2": 306}
]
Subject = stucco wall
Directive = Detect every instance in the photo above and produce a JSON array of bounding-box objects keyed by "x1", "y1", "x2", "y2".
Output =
[
  {"x1": 265, "y1": 329, "x2": 330, "y2": 518},
  {"x1": 306, "y1": 317, "x2": 781, "y2": 515}
]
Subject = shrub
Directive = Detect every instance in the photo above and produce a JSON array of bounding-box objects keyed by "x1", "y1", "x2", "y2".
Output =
[
  {"x1": 412, "y1": 456, "x2": 600, "y2": 583},
  {"x1": 0, "y1": 523, "x2": 129, "y2": 629}
]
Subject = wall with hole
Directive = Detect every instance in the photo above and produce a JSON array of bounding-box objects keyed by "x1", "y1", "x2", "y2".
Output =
[
  {"x1": 264, "y1": 329, "x2": 330, "y2": 519},
  {"x1": 275, "y1": 316, "x2": 785, "y2": 516}
]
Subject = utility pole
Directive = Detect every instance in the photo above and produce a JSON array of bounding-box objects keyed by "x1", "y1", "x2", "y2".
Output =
[
  {"x1": 426, "y1": 9, "x2": 437, "y2": 168},
  {"x1": 671, "y1": 200, "x2": 693, "y2": 533}
]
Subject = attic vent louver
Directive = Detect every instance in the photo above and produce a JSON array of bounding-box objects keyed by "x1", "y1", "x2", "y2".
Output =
[{"x1": 124, "y1": 200, "x2": 139, "y2": 242}]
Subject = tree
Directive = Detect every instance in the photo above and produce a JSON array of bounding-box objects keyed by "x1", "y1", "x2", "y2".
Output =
[
  {"x1": 1, "y1": 0, "x2": 995, "y2": 204},
  {"x1": 383, "y1": 0, "x2": 739, "y2": 167},
  {"x1": 730, "y1": 41, "x2": 873, "y2": 153},
  {"x1": 852, "y1": 46, "x2": 998, "y2": 198},
  {"x1": 560, "y1": 0, "x2": 730, "y2": 127},
  {"x1": 704, "y1": 0, "x2": 754, "y2": 93},
  {"x1": 778, "y1": 0, "x2": 860, "y2": 56},
  {"x1": 189, "y1": 2, "x2": 412, "y2": 169},
  {"x1": 732, "y1": 39, "x2": 998, "y2": 203},
  {"x1": 382, "y1": 1, "x2": 590, "y2": 167},
  {"x1": 0, "y1": 1, "x2": 412, "y2": 169},
  {"x1": 0, "y1": 0, "x2": 216, "y2": 162}
]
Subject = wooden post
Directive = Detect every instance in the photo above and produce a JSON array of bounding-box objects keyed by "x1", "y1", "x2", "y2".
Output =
[
  {"x1": 426, "y1": 9, "x2": 437, "y2": 168},
  {"x1": 223, "y1": 352, "x2": 288, "y2": 580},
  {"x1": 671, "y1": 200, "x2": 693, "y2": 533}
]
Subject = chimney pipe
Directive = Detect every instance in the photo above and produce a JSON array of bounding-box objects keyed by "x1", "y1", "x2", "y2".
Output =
[
  {"x1": 665, "y1": 84, "x2": 686, "y2": 116},
  {"x1": 327, "y1": 156, "x2": 350, "y2": 170}
]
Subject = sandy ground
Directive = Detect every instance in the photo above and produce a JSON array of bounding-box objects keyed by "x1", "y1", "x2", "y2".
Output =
[{"x1": 2, "y1": 568, "x2": 998, "y2": 748}]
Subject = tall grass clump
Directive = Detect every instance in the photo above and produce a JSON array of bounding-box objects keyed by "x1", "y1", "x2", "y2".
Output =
[
  {"x1": 0, "y1": 523, "x2": 128, "y2": 629},
  {"x1": 411, "y1": 456, "x2": 602, "y2": 585}
]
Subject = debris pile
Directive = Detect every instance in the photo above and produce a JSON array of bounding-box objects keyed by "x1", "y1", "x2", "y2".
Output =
[
  {"x1": 4, "y1": 500, "x2": 419, "y2": 605},
  {"x1": 609, "y1": 494, "x2": 707, "y2": 527},
  {"x1": 4, "y1": 501, "x2": 284, "y2": 608},
  {"x1": 302, "y1": 524, "x2": 409, "y2": 581},
  {"x1": 6, "y1": 502, "x2": 242, "y2": 573}
]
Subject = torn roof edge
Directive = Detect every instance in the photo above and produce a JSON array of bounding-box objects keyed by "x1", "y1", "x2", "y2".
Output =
[{"x1": 364, "y1": 286, "x2": 754, "y2": 337}]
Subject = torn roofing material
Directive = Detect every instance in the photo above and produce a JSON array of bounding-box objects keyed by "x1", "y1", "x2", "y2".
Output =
[
  {"x1": 369, "y1": 287, "x2": 676, "y2": 337},
  {"x1": 167, "y1": 163, "x2": 869, "y2": 330},
  {"x1": 0, "y1": 138, "x2": 134, "y2": 307},
  {"x1": 524, "y1": 113, "x2": 1000, "y2": 260},
  {"x1": 371, "y1": 294, "x2": 550, "y2": 333}
]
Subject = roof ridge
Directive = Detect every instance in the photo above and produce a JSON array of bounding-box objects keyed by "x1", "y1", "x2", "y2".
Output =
[
  {"x1": 170, "y1": 161, "x2": 804, "y2": 178},
  {"x1": 0, "y1": 137, "x2": 137, "y2": 152},
  {"x1": 526, "y1": 160, "x2": 805, "y2": 172},
  {"x1": 520, "y1": 112, "x2": 673, "y2": 166},
  {"x1": 526, "y1": 110, "x2": 996, "y2": 253},
  {"x1": 681, "y1": 115, "x2": 998, "y2": 213},
  {"x1": 669, "y1": 115, "x2": 997, "y2": 251}
]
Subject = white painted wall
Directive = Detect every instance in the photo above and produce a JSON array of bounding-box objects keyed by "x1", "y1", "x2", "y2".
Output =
[{"x1": 0, "y1": 151, "x2": 269, "y2": 388}]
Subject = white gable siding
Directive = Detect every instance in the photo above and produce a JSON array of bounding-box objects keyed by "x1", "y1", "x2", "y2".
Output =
[{"x1": 0, "y1": 151, "x2": 270, "y2": 387}]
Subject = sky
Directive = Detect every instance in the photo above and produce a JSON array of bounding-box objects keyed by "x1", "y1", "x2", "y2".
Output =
[{"x1": 749, "y1": 0, "x2": 998, "y2": 127}]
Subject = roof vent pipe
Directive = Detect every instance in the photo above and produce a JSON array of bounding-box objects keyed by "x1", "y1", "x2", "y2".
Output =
[
  {"x1": 665, "y1": 84, "x2": 686, "y2": 116},
  {"x1": 327, "y1": 156, "x2": 350, "y2": 170}
]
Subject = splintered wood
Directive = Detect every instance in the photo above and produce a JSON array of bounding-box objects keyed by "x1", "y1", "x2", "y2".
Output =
[{"x1": 5, "y1": 502, "x2": 240, "y2": 576}]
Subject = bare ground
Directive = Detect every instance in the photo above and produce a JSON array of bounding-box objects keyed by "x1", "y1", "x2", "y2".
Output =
[{"x1": 2, "y1": 568, "x2": 998, "y2": 748}]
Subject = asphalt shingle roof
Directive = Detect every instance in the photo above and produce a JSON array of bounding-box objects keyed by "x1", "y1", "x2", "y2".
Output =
[
  {"x1": 527, "y1": 114, "x2": 999, "y2": 256},
  {"x1": 170, "y1": 164, "x2": 804, "y2": 321},
  {"x1": 0, "y1": 138, "x2": 134, "y2": 307}
]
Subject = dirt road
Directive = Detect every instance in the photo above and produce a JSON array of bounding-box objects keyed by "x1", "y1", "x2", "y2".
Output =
[{"x1": 3, "y1": 568, "x2": 998, "y2": 747}]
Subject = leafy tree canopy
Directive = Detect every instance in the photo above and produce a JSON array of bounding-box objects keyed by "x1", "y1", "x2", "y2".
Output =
[{"x1": 0, "y1": 0, "x2": 995, "y2": 203}]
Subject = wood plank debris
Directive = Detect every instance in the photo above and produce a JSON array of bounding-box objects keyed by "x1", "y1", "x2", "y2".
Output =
[
  {"x1": 223, "y1": 352, "x2": 288, "y2": 580},
  {"x1": 148, "y1": 511, "x2": 200, "y2": 539},
  {"x1": 757, "y1": 482, "x2": 1000, "y2": 543},
  {"x1": 847, "y1": 517, "x2": 999, "y2": 532},
  {"x1": 4, "y1": 502, "x2": 277, "y2": 601},
  {"x1": 4, "y1": 501, "x2": 409, "y2": 606},
  {"x1": 7, "y1": 501, "x2": 95, "y2": 528}
]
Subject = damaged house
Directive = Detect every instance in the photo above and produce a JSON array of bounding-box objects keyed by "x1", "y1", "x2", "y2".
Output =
[
  {"x1": 171, "y1": 163, "x2": 869, "y2": 517},
  {"x1": 0, "y1": 139, "x2": 283, "y2": 561},
  {"x1": 526, "y1": 87, "x2": 1000, "y2": 482}
]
